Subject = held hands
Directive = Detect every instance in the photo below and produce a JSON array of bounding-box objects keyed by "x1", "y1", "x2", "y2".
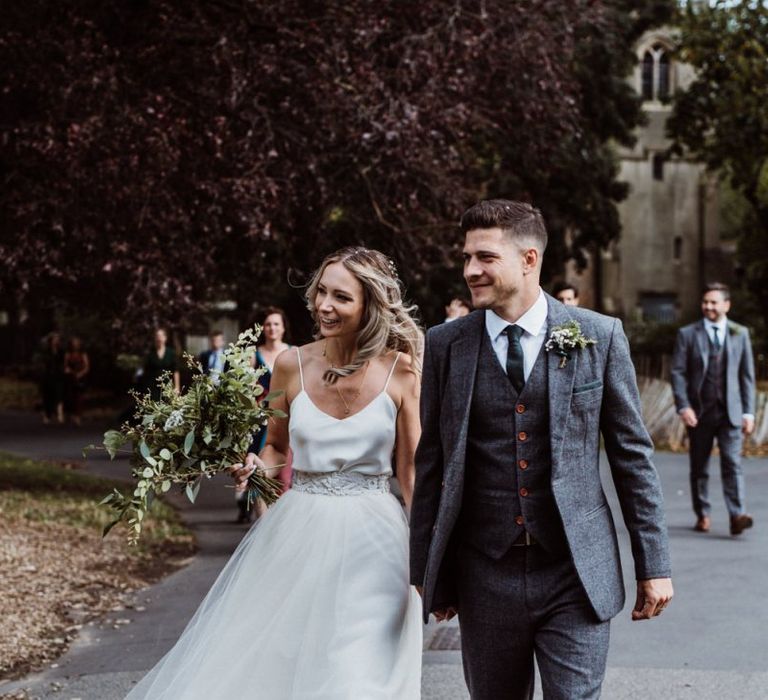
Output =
[
  {"x1": 743, "y1": 416, "x2": 755, "y2": 436},
  {"x1": 632, "y1": 578, "x2": 673, "y2": 621},
  {"x1": 415, "y1": 586, "x2": 458, "y2": 623},
  {"x1": 433, "y1": 606, "x2": 458, "y2": 623},
  {"x1": 679, "y1": 408, "x2": 698, "y2": 429}
]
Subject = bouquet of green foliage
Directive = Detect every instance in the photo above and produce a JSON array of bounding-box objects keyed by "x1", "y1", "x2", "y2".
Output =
[{"x1": 96, "y1": 326, "x2": 284, "y2": 544}]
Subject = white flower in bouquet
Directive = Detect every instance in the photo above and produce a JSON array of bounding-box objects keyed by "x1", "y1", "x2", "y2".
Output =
[{"x1": 94, "y1": 326, "x2": 284, "y2": 545}]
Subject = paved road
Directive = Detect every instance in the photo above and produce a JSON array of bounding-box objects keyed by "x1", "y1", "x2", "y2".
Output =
[{"x1": 1, "y1": 410, "x2": 767, "y2": 699}]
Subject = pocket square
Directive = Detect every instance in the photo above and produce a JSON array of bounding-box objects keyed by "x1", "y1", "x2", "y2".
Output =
[{"x1": 573, "y1": 380, "x2": 603, "y2": 394}]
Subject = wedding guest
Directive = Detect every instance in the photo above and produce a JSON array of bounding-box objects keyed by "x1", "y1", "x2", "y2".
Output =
[
  {"x1": 553, "y1": 281, "x2": 579, "y2": 306},
  {"x1": 39, "y1": 332, "x2": 65, "y2": 424},
  {"x1": 141, "y1": 328, "x2": 180, "y2": 400},
  {"x1": 198, "y1": 330, "x2": 226, "y2": 384},
  {"x1": 237, "y1": 307, "x2": 293, "y2": 523},
  {"x1": 63, "y1": 337, "x2": 90, "y2": 426},
  {"x1": 444, "y1": 297, "x2": 472, "y2": 322},
  {"x1": 671, "y1": 282, "x2": 756, "y2": 536}
]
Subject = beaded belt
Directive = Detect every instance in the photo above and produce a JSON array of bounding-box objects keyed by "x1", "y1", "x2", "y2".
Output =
[{"x1": 292, "y1": 470, "x2": 391, "y2": 496}]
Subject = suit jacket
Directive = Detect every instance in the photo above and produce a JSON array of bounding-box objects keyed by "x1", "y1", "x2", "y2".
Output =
[
  {"x1": 409, "y1": 295, "x2": 671, "y2": 623},
  {"x1": 198, "y1": 350, "x2": 228, "y2": 377},
  {"x1": 670, "y1": 319, "x2": 756, "y2": 427}
]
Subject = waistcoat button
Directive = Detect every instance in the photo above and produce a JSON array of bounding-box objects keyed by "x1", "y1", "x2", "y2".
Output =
[
  {"x1": 518, "y1": 431, "x2": 528, "y2": 441},
  {"x1": 519, "y1": 487, "x2": 529, "y2": 497},
  {"x1": 519, "y1": 459, "x2": 528, "y2": 470}
]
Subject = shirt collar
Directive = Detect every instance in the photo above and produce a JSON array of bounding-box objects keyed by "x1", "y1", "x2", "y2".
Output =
[
  {"x1": 704, "y1": 317, "x2": 727, "y2": 333},
  {"x1": 485, "y1": 288, "x2": 548, "y2": 340}
]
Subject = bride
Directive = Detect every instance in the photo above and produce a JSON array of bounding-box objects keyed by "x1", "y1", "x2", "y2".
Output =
[{"x1": 125, "y1": 247, "x2": 424, "y2": 699}]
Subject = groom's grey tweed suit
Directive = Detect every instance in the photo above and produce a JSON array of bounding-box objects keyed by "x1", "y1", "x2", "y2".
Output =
[{"x1": 410, "y1": 296, "x2": 671, "y2": 698}]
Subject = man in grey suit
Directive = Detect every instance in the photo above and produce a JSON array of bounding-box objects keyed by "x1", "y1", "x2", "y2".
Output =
[
  {"x1": 410, "y1": 200, "x2": 673, "y2": 699},
  {"x1": 671, "y1": 282, "x2": 756, "y2": 536}
]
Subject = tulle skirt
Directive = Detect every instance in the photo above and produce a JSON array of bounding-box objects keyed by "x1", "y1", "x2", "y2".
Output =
[{"x1": 125, "y1": 486, "x2": 422, "y2": 699}]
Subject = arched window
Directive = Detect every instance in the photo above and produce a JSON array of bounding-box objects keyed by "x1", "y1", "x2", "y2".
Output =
[
  {"x1": 657, "y1": 49, "x2": 670, "y2": 99},
  {"x1": 640, "y1": 43, "x2": 672, "y2": 101},
  {"x1": 642, "y1": 52, "x2": 655, "y2": 100}
]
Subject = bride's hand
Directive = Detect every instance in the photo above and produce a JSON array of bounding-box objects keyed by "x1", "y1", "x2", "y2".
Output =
[{"x1": 228, "y1": 453, "x2": 263, "y2": 492}]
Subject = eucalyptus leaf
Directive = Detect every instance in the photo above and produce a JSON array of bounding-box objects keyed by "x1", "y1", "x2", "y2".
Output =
[
  {"x1": 139, "y1": 441, "x2": 157, "y2": 466},
  {"x1": 160, "y1": 448, "x2": 172, "y2": 461},
  {"x1": 102, "y1": 519, "x2": 120, "y2": 538},
  {"x1": 183, "y1": 429, "x2": 195, "y2": 456},
  {"x1": 103, "y1": 430, "x2": 127, "y2": 459},
  {"x1": 185, "y1": 479, "x2": 201, "y2": 503}
]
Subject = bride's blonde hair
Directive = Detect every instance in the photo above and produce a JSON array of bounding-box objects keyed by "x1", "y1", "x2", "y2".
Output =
[{"x1": 306, "y1": 247, "x2": 424, "y2": 385}]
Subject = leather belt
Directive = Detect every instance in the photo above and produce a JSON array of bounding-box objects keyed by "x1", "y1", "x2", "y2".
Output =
[{"x1": 511, "y1": 531, "x2": 537, "y2": 547}]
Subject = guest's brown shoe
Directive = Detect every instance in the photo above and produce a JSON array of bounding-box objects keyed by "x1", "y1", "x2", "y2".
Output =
[
  {"x1": 730, "y1": 514, "x2": 754, "y2": 536},
  {"x1": 694, "y1": 516, "x2": 711, "y2": 533}
]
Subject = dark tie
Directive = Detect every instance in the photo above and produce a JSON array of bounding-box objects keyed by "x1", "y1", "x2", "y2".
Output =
[
  {"x1": 503, "y1": 325, "x2": 526, "y2": 393},
  {"x1": 712, "y1": 327, "x2": 721, "y2": 351}
]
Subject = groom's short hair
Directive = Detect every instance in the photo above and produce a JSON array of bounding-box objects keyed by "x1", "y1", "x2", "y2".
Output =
[{"x1": 460, "y1": 199, "x2": 548, "y2": 254}]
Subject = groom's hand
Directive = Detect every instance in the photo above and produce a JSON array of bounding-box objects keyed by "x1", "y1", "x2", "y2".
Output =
[{"x1": 632, "y1": 578, "x2": 673, "y2": 621}]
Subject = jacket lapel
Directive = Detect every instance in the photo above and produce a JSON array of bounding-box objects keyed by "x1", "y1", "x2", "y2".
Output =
[
  {"x1": 546, "y1": 296, "x2": 578, "y2": 471},
  {"x1": 726, "y1": 320, "x2": 739, "y2": 372},
  {"x1": 695, "y1": 320, "x2": 710, "y2": 372},
  {"x1": 446, "y1": 311, "x2": 483, "y2": 466}
]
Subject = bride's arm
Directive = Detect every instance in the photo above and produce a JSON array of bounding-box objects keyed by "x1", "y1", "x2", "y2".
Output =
[{"x1": 394, "y1": 356, "x2": 421, "y2": 513}]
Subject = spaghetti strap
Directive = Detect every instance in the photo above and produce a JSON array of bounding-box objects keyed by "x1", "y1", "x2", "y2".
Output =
[
  {"x1": 296, "y1": 347, "x2": 305, "y2": 390},
  {"x1": 383, "y1": 352, "x2": 400, "y2": 392}
]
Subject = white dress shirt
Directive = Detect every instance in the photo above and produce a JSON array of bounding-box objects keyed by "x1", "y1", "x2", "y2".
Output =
[
  {"x1": 703, "y1": 317, "x2": 727, "y2": 348},
  {"x1": 485, "y1": 289, "x2": 548, "y2": 380}
]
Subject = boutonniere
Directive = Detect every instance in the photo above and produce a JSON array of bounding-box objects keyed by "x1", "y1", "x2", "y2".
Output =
[
  {"x1": 727, "y1": 321, "x2": 739, "y2": 337},
  {"x1": 545, "y1": 320, "x2": 597, "y2": 368}
]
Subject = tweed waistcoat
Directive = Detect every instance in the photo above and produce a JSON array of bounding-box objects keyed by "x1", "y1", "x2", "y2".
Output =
[
  {"x1": 700, "y1": 334, "x2": 727, "y2": 415},
  {"x1": 460, "y1": 328, "x2": 567, "y2": 558}
]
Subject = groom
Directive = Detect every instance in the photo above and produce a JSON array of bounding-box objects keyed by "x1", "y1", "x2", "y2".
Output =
[{"x1": 410, "y1": 200, "x2": 673, "y2": 699}]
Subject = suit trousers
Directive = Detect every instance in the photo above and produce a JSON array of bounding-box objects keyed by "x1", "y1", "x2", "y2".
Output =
[
  {"x1": 688, "y1": 410, "x2": 745, "y2": 518},
  {"x1": 456, "y1": 541, "x2": 610, "y2": 700}
]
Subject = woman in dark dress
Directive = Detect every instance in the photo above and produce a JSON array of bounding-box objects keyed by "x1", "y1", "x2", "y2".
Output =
[
  {"x1": 40, "y1": 332, "x2": 65, "y2": 424},
  {"x1": 141, "y1": 328, "x2": 180, "y2": 400},
  {"x1": 63, "y1": 336, "x2": 90, "y2": 425}
]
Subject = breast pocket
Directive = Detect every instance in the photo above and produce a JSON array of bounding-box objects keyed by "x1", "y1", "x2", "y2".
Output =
[{"x1": 571, "y1": 380, "x2": 603, "y2": 408}]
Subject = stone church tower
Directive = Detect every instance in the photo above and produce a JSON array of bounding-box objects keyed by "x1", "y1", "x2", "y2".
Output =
[{"x1": 565, "y1": 29, "x2": 730, "y2": 322}]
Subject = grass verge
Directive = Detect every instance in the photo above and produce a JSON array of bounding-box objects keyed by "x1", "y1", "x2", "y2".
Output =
[{"x1": 0, "y1": 452, "x2": 196, "y2": 681}]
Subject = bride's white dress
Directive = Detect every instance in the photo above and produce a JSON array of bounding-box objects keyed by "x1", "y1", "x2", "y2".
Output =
[{"x1": 125, "y1": 350, "x2": 422, "y2": 699}]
